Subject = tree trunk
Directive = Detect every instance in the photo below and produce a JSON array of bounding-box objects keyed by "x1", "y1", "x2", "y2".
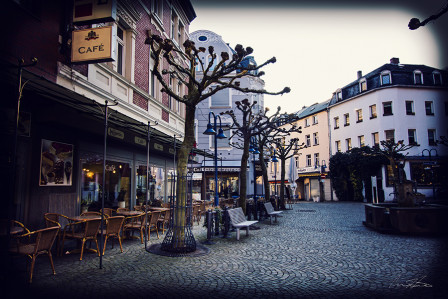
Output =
[
  {"x1": 239, "y1": 141, "x2": 250, "y2": 214},
  {"x1": 171, "y1": 104, "x2": 196, "y2": 249},
  {"x1": 279, "y1": 157, "x2": 286, "y2": 210},
  {"x1": 259, "y1": 152, "x2": 270, "y2": 201}
]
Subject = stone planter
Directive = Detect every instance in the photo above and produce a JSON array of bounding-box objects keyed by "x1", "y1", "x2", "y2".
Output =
[{"x1": 364, "y1": 203, "x2": 448, "y2": 235}]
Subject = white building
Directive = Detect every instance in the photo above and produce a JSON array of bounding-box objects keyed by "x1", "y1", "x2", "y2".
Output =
[
  {"x1": 328, "y1": 58, "x2": 448, "y2": 202},
  {"x1": 190, "y1": 30, "x2": 265, "y2": 201}
]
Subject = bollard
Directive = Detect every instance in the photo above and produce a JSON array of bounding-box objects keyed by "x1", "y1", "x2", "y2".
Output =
[
  {"x1": 214, "y1": 210, "x2": 220, "y2": 236},
  {"x1": 222, "y1": 207, "x2": 230, "y2": 238},
  {"x1": 203, "y1": 209, "x2": 214, "y2": 245},
  {"x1": 253, "y1": 196, "x2": 258, "y2": 220}
]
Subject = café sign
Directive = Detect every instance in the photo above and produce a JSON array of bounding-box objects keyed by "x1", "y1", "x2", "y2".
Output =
[{"x1": 71, "y1": 26, "x2": 114, "y2": 63}]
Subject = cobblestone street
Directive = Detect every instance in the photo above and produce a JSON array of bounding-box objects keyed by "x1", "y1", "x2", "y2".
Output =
[{"x1": 5, "y1": 202, "x2": 448, "y2": 298}]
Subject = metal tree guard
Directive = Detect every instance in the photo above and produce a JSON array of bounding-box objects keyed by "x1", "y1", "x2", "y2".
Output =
[{"x1": 160, "y1": 172, "x2": 196, "y2": 253}]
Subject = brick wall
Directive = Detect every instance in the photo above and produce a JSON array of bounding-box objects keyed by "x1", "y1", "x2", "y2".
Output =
[{"x1": 133, "y1": 92, "x2": 148, "y2": 110}]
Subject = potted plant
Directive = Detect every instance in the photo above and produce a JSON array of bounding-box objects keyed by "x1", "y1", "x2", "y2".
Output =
[{"x1": 117, "y1": 189, "x2": 127, "y2": 209}]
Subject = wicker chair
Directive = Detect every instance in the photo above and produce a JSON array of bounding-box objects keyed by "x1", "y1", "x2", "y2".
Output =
[
  {"x1": 80, "y1": 211, "x2": 104, "y2": 217},
  {"x1": 100, "y1": 208, "x2": 115, "y2": 217},
  {"x1": 116, "y1": 208, "x2": 130, "y2": 213},
  {"x1": 44, "y1": 213, "x2": 71, "y2": 253},
  {"x1": 148, "y1": 211, "x2": 160, "y2": 240},
  {"x1": 122, "y1": 213, "x2": 147, "y2": 244},
  {"x1": 9, "y1": 225, "x2": 60, "y2": 283},
  {"x1": 158, "y1": 209, "x2": 171, "y2": 234},
  {"x1": 60, "y1": 218, "x2": 102, "y2": 260},
  {"x1": 101, "y1": 216, "x2": 125, "y2": 255}
]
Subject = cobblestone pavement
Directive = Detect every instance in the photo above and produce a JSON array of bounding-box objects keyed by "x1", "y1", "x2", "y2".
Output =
[{"x1": 4, "y1": 202, "x2": 448, "y2": 299}]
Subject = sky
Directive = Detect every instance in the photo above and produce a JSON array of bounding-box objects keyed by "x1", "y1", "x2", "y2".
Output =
[{"x1": 189, "y1": 0, "x2": 448, "y2": 114}]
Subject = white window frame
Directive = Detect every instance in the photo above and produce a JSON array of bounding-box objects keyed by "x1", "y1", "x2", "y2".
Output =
[
  {"x1": 359, "y1": 78, "x2": 367, "y2": 92},
  {"x1": 346, "y1": 138, "x2": 352, "y2": 151},
  {"x1": 380, "y1": 71, "x2": 391, "y2": 85},
  {"x1": 305, "y1": 134, "x2": 311, "y2": 147},
  {"x1": 313, "y1": 132, "x2": 319, "y2": 146},
  {"x1": 383, "y1": 101, "x2": 393, "y2": 116},
  {"x1": 372, "y1": 132, "x2": 379, "y2": 147},
  {"x1": 334, "y1": 117, "x2": 339, "y2": 129},
  {"x1": 408, "y1": 129, "x2": 417, "y2": 145},
  {"x1": 385, "y1": 129, "x2": 395, "y2": 143},
  {"x1": 370, "y1": 104, "x2": 377, "y2": 119},
  {"x1": 335, "y1": 140, "x2": 341, "y2": 152},
  {"x1": 356, "y1": 109, "x2": 363, "y2": 123},
  {"x1": 306, "y1": 154, "x2": 312, "y2": 167},
  {"x1": 344, "y1": 113, "x2": 350, "y2": 126},
  {"x1": 358, "y1": 135, "x2": 365, "y2": 147},
  {"x1": 414, "y1": 70, "x2": 423, "y2": 85},
  {"x1": 425, "y1": 101, "x2": 434, "y2": 116},
  {"x1": 405, "y1": 100, "x2": 415, "y2": 115},
  {"x1": 433, "y1": 71, "x2": 442, "y2": 85},
  {"x1": 312, "y1": 115, "x2": 318, "y2": 125}
]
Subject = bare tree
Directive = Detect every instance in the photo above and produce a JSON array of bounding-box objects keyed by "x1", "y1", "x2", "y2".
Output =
[
  {"x1": 221, "y1": 99, "x2": 285, "y2": 213},
  {"x1": 270, "y1": 137, "x2": 305, "y2": 209},
  {"x1": 145, "y1": 32, "x2": 290, "y2": 249}
]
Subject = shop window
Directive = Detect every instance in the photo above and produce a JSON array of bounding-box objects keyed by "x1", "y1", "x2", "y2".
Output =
[{"x1": 80, "y1": 159, "x2": 131, "y2": 211}]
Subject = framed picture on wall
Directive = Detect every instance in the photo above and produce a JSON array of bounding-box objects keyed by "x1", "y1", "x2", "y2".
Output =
[{"x1": 40, "y1": 139, "x2": 74, "y2": 186}]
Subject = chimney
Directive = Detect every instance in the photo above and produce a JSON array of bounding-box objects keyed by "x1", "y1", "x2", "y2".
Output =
[
  {"x1": 357, "y1": 71, "x2": 362, "y2": 79},
  {"x1": 390, "y1": 57, "x2": 400, "y2": 64}
]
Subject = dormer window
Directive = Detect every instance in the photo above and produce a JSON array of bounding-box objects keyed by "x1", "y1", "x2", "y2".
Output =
[
  {"x1": 336, "y1": 90, "x2": 342, "y2": 101},
  {"x1": 359, "y1": 78, "x2": 367, "y2": 92},
  {"x1": 380, "y1": 71, "x2": 391, "y2": 85},
  {"x1": 433, "y1": 71, "x2": 442, "y2": 85},
  {"x1": 414, "y1": 70, "x2": 423, "y2": 85}
]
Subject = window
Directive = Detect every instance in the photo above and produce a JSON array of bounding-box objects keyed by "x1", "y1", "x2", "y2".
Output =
[
  {"x1": 211, "y1": 125, "x2": 230, "y2": 148},
  {"x1": 314, "y1": 153, "x2": 320, "y2": 167},
  {"x1": 385, "y1": 129, "x2": 395, "y2": 143},
  {"x1": 334, "y1": 117, "x2": 339, "y2": 129},
  {"x1": 295, "y1": 157, "x2": 299, "y2": 168},
  {"x1": 408, "y1": 129, "x2": 417, "y2": 145},
  {"x1": 335, "y1": 140, "x2": 341, "y2": 152},
  {"x1": 306, "y1": 155, "x2": 312, "y2": 167},
  {"x1": 425, "y1": 101, "x2": 434, "y2": 115},
  {"x1": 405, "y1": 101, "x2": 415, "y2": 115},
  {"x1": 428, "y1": 129, "x2": 436, "y2": 146},
  {"x1": 305, "y1": 118, "x2": 310, "y2": 127},
  {"x1": 359, "y1": 79, "x2": 367, "y2": 92},
  {"x1": 356, "y1": 109, "x2": 363, "y2": 123},
  {"x1": 369, "y1": 104, "x2": 377, "y2": 119},
  {"x1": 346, "y1": 138, "x2": 352, "y2": 151},
  {"x1": 313, "y1": 132, "x2": 319, "y2": 145},
  {"x1": 344, "y1": 113, "x2": 350, "y2": 126},
  {"x1": 358, "y1": 135, "x2": 365, "y2": 147},
  {"x1": 337, "y1": 91, "x2": 342, "y2": 101},
  {"x1": 381, "y1": 71, "x2": 391, "y2": 85},
  {"x1": 305, "y1": 135, "x2": 311, "y2": 147},
  {"x1": 152, "y1": 0, "x2": 163, "y2": 20},
  {"x1": 383, "y1": 101, "x2": 393, "y2": 116},
  {"x1": 372, "y1": 132, "x2": 379, "y2": 147},
  {"x1": 210, "y1": 92, "x2": 230, "y2": 107},
  {"x1": 116, "y1": 25, "x2": 125, "y2": 75},
  {"x1": 433, "y1": 71, "x2": 442, "y2": 85},
  {"x1": 149, "y1": 55, "x2": 156, "y2": 97},
  {"x1": 312, "y1": 115, "x2": 318, "y2": 125},
  {"x1": 169, "y1": 76, "x2": 173, "y2": 110},
  {"x1": 414, "y1": 70, "x2": 423, "y2": 85},
  {"x1": 177, "y1": 83, "x2": 182, "y2": 114}
]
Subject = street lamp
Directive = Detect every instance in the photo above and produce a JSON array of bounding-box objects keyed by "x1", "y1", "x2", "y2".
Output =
[
  {"x1": 422, "y1": 149, "x2": 438, "y2": 200},
  {"x1": 271, "y1": 148, "x2": 279, "y2": 203},
  {"x1": 203, "y1": 112, "x2": 226, "y2": 207}
]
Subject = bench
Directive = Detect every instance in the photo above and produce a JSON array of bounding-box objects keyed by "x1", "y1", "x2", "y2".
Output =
[
  {"x1": 227, "y1": 207, "x2": 258, "y2": 240},
  {"x1": 264, "y1": 202, "x2": 283, "y2": 224}
]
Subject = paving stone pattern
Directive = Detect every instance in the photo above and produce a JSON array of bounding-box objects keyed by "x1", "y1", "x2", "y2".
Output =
[{"x1": 5, "y1": 202, "x2": 448, "y2": 298}]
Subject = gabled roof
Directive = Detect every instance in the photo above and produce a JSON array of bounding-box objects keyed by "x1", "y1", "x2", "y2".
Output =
[{"x1": 296, "y1": 100, "x2": 330, "y2": 119}]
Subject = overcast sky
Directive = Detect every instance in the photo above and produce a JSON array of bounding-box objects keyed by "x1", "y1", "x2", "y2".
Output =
[{"x1": 189, "y1": 0, "x2": 448, "y2": 114}]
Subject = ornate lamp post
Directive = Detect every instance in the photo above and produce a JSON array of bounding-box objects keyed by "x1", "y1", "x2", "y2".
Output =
[
  {"x1": 203, "y1": 111, "x2": 227, "y2": 207},
  {"x1": 271, "y1": 148, "x2": 279, "y2": 203}
]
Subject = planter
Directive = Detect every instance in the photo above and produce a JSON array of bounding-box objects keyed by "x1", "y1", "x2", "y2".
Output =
[{"x1": 364, "y1": 203, "x2": 448, "y2": 235}]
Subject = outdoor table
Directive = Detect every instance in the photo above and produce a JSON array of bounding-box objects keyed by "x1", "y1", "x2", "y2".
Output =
[
  {"x1": 146, "y1": 207, "x2": 170, "y2": 212},
  {"x1": 68, "y1": 215, "x2": 102, "y2": 221},
  {"x1": 116, "y1": 211, "x2": 143, "y2": 217}
]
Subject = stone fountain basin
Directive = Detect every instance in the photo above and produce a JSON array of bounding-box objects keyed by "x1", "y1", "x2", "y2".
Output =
[{"x1": 364, "y1": 203, "x2": 448, "y2": 235}]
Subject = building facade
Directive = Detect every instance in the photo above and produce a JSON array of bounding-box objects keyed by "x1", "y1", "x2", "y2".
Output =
[
  {"x1": 1, "y1": 0, "x2": 196, "y2": 228},
  {"x1": 272, "y1": 102, "x2": 333, "y2": 201},
  {"x1": 328, "y1": 58, "x2": 448, "y2": 202},
  {"x1": 189, "y1": 30, "x2": 265, "y2": 201}
]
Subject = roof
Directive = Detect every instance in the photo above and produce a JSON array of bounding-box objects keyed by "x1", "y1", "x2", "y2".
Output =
[{"x1": 296, "y1": 100, "x2": 330, "y2": 119}]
